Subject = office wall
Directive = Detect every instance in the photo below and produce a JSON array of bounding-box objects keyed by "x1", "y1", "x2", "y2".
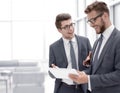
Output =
[
  {"x1": 0, "y1": 0, "x2": 76, "y2": 61},
  {"x1": 114, "y1": 3, "x2": 120, "y2": 30}
]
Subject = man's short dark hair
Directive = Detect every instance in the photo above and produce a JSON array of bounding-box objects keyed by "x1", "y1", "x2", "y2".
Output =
[
  {"x1": 55, "y1": 13, "x2": 71, "y2": 29},
  {"x1": 84, "y1": 1, "x2": 109, "y2": 15}
]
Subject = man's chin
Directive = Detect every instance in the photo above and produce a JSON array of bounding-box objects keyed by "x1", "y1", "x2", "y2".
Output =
[{"x1": 95, "y1": 30, "x2": 101, "y2": 34}]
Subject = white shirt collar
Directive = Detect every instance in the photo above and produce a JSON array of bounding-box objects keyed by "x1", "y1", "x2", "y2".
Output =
[
  {"x1": 101, "y1": 25, "x2": 114, "y2": 40},
  {"x1": 62, "y1": 36, "x2": 76, "y2": 45}
]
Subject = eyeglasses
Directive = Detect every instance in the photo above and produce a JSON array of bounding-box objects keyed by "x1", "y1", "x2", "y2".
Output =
[
  {"x1": 87, "y1": 13, "x2": 103, "y2": 24},
  {"x1": 61, "y1": 23, "x2": 75, "y2": 30}
]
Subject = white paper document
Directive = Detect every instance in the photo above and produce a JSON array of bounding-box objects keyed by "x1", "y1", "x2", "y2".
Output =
[{"x1": 49, "y1": 68, "x2": 78, "y2": 79}]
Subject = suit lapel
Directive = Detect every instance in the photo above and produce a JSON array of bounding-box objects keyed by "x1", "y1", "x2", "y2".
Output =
[
  {"x1": 92, "y1": 29, "x2": 117, "y2": 74},
  {"x1": 59, "y1": 38, "x2": 68, "y2": 66},
  {"x1": 75, "y1": 35, "x2": 82, "y2": 70}
]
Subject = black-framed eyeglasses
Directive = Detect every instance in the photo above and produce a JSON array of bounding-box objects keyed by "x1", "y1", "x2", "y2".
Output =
[
  {"x1": 87, "y1": 13, "x2": 103, "y2": 24},
  {"x1": 61, "y1": 23, "x2": 75, "y2": 30}
]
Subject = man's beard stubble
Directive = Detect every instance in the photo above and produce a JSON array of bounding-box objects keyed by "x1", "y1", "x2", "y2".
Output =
[{"x1": 100, "y1": 18, "x2": 106, "y2": 34}]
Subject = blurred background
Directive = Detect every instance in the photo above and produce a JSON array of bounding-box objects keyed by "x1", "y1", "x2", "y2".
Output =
[{"x1": 0, "y1": 0, "x2": 120, "y2": 93}]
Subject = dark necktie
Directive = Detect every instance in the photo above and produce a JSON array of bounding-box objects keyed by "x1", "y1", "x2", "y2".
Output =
[
  {"x1": 93, "y1": 34, "x2": 103, "y2": 63},
  {"x1": 69, "y1": 40, "x2": 77, "y2": 69},
  {"x1": 69, "y1": 40, "x2": 78, "y2": 87}
]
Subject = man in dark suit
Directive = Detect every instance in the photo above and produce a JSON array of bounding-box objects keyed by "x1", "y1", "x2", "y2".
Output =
[
  {"x1": 69, "y1": 1, "x2": 120, "y2": 93},
  {"x1": 49, "y1": 13, "x2": 91, "y2": 93}
]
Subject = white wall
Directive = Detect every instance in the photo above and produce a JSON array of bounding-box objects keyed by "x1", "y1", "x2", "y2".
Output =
[{"x1": 0, "y1": 0, "x2": 76, "y2": 61}]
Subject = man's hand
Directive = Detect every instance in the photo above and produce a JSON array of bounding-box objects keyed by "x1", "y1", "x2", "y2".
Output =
[
  {"x1": 51, "y1": 64, "x2": 59, "y2": 68},
  {"x1": 69, "y1": 71, "x2": 88, "y2": 84},
  {"x1": 83, "y1": 51, "x2": 92, "y2": 67}
]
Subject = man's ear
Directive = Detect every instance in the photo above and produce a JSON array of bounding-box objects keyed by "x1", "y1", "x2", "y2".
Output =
[
  {"x1": 58, "y1": 28, "x2": 62, "y2": 33},
  {"x1": 102, "y1": 12, "x2": 108, "y2": 19}
]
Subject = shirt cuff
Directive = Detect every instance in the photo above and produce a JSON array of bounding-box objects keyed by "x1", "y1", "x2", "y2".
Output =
[{"x1": 88, "y1": 75, "x2": 91, "y2": 91}]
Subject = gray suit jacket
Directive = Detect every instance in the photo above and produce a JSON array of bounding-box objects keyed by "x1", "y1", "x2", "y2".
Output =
[
  {"x1": 49, "y1": 35, "x2": 91, "y2": 93},
  {"x1": 87, "y1": 28, "x2": 120, "y2": 93}
]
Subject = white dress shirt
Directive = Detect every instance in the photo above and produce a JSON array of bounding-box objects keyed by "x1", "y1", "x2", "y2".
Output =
[{"x1": 62, "y1": 36, "x2": 78, "y2": 85}]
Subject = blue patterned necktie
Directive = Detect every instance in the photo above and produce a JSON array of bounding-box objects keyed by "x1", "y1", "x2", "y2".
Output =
[{"x1": 93, "y1": 34, "x2": 103, "y2": 63}]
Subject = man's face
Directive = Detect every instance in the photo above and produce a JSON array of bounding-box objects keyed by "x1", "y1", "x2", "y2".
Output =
[
  {"x1": 87, "y1": 11, "x2": 106, "y2": 34},
  {"x1": 58, "y1": 19, "x2": 75, "y2": 40}
]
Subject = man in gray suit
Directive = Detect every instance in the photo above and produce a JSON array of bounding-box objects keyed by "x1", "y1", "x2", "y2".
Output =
[
  {"x1": 69, "y1": 1, "x2": 120, "y2": 93},
  {"x1": 49, "y1": 13, "x2": 91, "y2": 93}
]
